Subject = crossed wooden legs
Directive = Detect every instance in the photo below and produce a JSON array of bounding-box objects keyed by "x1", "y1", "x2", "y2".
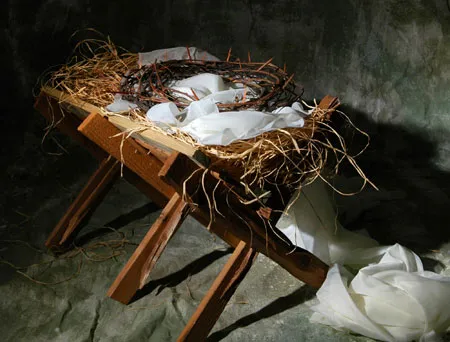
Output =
[
  {"x1": 36, "y1": 93, "x2": 328, "y2": 340},
  {"x1": 178, "y1": 241, "x2": 257, "y2": 341},
  {"x1": 35, "y1": 104, "x2": 259, "y2": 339},
  {"x1": 107, "y1": 193, "x2": 189, "y2": 304},
  {"x1": 45, "y1": 156, "x2": 120, "y2": 252},
  {"x1": 106, "y1": 190, "x2": 258, "y2": 341}
]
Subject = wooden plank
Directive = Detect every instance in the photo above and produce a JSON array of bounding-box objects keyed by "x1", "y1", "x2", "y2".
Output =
[
  {"x1": 191, "y1": 201, "x2": 327, "y2": 289},
  {"x1": 158, "y1": 152, "x2": 199, "y2": 195},
  {"x1": 232, "y1": 207, "x2": 328, "y2": 288},
  {"x1": 191, "y1": 212, "x2": 242, "y2": 249},
  {"x1": 318, "y1": 95, "x2": 340, "y2": 110},
  {"x1": 35, "y1": 91, "x2": 170, "y2": 209},
  {"x1": 160, "y1": 153, "x2": 329, "y2": 289},
  {"x1": 135, "y1": 139, "x2": 170, "y2": 163},
  {"x1": 45, "y1": 156, "x2": 120, "y2": 252},
  {"x1": 78, "y1": 113, "x2": 175, "y2": 205},
  {"x1": 159, "y1": 153, "x2": 244, "y2": 249},
  {"x1": 108, "y1": 193, "x2": 189, "y2": 304},
  {"x1": 34, "y1": 92, "x2": 106, "y2": 160},
  {"x1": 40, "y1": 86, "x2": 103, "y2": 119},
  {"x1": 178, "y1": 241, "x2": 257, "y2": 342},
  {"x1": 108, "y1": 115, "x2": 201, "y2": 160},
  {"x1": 318, "y1": 95, "x2": 340, "y2": 119},
  {"x1": 41, "y1": 87, "x2": 200, "y2": 159}
]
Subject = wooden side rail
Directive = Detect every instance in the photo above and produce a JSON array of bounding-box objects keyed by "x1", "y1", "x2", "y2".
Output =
[
  {"x1": 78, "y1": 112, "x2": 175, "y2": 208},
  {"x1": 161, "y1": 153, "x2": 329, "y2": 289},
  {"x1": 35, "y1": 94, "x2": 333, "y2": 342}
]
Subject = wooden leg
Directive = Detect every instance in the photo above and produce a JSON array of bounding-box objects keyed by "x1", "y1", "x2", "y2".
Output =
[
  {"x1": 178, "y1": 241, "x2": 257, "y2": 342},
  {"x1": 107, "y1": 193, "x2": 189, "y2": 304},
  {"x1": 160, "y1": 153, "x2": 329, "y2": 289},
  {"x1": 34, "y1": 91, "x2": 107, "y2": 161},
  {"x1": 78, "y1": 113, "x2": 175, "y2": 207},
  {"x1": 45, "y1": 156, "x2": 120, "y2": 252},
  {"x1": 35, "y1": 94, "x2": 171, "y2": 208}
]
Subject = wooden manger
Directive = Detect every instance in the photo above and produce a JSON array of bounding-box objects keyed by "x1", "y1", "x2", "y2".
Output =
[{"x1": 34, "y1": 85, "x2": 339, "y2": 341}]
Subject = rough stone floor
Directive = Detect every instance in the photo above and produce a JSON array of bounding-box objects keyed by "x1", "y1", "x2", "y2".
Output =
[{"x1": 1, "y1": 132, "x2": 449, "y2": 342}]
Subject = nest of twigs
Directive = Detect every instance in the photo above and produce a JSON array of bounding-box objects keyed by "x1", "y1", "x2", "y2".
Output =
[{"x1": 44, "y1": 39, "x2": 373, "y2": 196}]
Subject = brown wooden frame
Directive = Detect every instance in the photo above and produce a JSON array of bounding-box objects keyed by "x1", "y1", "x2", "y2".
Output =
[{"x1": 34, "y1": 90, "x2": 333, "y2": 340}]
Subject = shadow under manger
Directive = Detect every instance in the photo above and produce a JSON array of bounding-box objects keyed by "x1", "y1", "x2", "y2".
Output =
[
  {"x1": 333, "y1": 106, "x2": 450, "y2": 253},
  {"x1": 130, "y1": 248, "x2": 234, "y2": 303},
  {"x1": 74, "y1": 201, "x2": 160, "y2": 247},
  {"x1": 207, "y1": 285, "x2": 316, "y2": 342}
]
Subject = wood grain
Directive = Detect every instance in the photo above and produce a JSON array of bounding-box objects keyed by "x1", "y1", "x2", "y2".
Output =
[
  {"x1": 40, "y1": 87, "x2": 199, "y2": 158},
  {"x1": 178, "y1": 241, "x2": 257, "y2": 341},
  {"x1": 108, "y1": 193, "x2": 189, "y2": 304},
  {"x1": 45, "y1": 156, "x2": 120, "y2": 252},
  {"x1": 78, "y1": 113, "x2": 175, "y2": 208},
  {"x1": 159, "y1": 153, "x2": 329, "y2": 289}
]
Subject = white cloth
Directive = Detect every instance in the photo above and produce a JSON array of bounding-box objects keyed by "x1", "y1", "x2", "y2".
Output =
[
  {"x1": 311, "y1": 246, "x2": 450, "y2": 342},
  {"x1": 143, "y1": 72, "x2": 311, "y2": 145},
  {"x1": 106, "y1": 47, "x2": 220, "y2": 113},
  {"x1": 275, "y1": 180, "x2": 450, "y2": 341},
  {"x1": 145, "y1": 98, "x2": 309, "y2": 145},
  {"x1": 138, "y1": 47, "x2": 220, "y2": 66},
  {"x1": 105, "y1": 94, "x2": 138, "y2": 112},
  {"x1": 106, "y1": 48, "x2": 312, "y2": 145},
  {"x1": 276, "y1": 180, "x2": 380, "y2": 266},
  {"x1": 170, "y1": 73, "x2": 228, "y2": 99}
]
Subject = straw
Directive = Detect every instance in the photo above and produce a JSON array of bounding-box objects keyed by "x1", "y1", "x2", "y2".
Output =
[{"x1": 43, "y1": 39, "x2": 373, "y2": 199}]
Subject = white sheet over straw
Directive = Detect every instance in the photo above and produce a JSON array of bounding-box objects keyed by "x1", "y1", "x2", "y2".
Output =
[{"x1": 107, "y1": 72, "x2": 313, "y2": 146}]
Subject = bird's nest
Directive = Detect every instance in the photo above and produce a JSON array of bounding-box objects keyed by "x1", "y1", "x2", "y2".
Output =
[{"x1": 43, "y1": 39, "x2": 374, "y2": 198}]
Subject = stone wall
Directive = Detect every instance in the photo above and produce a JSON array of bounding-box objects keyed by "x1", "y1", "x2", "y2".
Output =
[{"x1": 3, "y1": 0, "x2": 450, "y2": 249}]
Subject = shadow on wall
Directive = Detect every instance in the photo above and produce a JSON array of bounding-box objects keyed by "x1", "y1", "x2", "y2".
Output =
[{"x1": 332, "y1": 105, "x2": 450, "y2": 253}]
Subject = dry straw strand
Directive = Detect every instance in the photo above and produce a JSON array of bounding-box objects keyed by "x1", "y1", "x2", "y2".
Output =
[{"x1": 43, "y1": 39, "x2": 374, "y2": 204}]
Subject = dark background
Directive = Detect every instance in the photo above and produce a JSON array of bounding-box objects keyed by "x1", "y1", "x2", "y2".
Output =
[
  {"x1": 2, "y1": 0, "x2": 450, "y2": 250},
  {"x1": 1, "y1": 1, "x2": 450, "y2": 340}
]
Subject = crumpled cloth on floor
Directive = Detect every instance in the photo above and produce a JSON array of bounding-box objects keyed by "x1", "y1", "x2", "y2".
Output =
[
  {"x1": 276, "y1": 180, "x2": 450, "y2": 341},
  {"x1": 106, "y1": 48, "x2": 312, "y2": 146}
]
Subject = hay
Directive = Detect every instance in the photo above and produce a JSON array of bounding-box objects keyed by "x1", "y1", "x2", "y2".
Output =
[
  {"x1": 44, "y1": 40, "x2": 374, "y2": 197},
  {"x1": 120, "y1": 58, "x2": 301, "y2": 112},
  {"x1": 45, "y1": 38, "x2": 138, "y2": 108}
]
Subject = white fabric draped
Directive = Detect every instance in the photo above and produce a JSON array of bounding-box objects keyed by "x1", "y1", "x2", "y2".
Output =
[
  {"x1": 108, "y1": 71, "x2": 312, "y2": 146},
  {"x1": 106, "y1": 48, "x2": 313, "y2": 146},
  {"x1": 276, "y1": 180, "x2": 450, "y2": 341}
]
